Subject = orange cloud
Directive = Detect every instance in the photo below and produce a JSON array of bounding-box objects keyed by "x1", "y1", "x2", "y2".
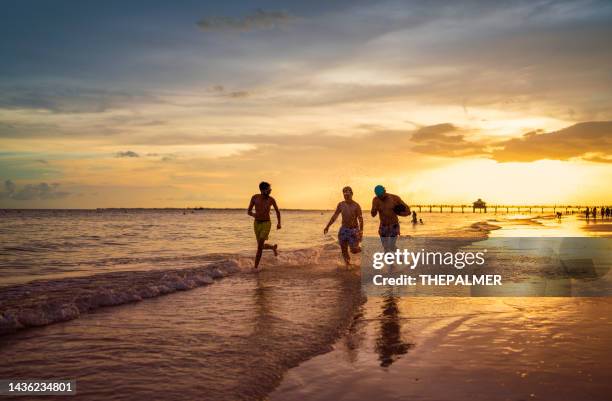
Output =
[{"x1": 491, "y1": 121, "x2": 612, "y2": 163}]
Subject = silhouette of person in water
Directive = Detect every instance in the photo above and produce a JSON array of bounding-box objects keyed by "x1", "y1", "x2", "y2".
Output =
[
  {"x1": 324, "y1": 186, "x2": 363, "y2": 268},
  {"x1": 592, "y1": 207, "x2": 597, "y2": 219},
  {"x1": 411, "y1": 211, "x2": 417, "y2": 225},
  {"x1": 247, "y1": 181, "x2": 281, "y2": 270},
  {"x1": 585, "y1": 207, "x2": 590, "y2": 220},
  {"x1": 371, "y1": 185, "x2": 410, "y2": 253}
]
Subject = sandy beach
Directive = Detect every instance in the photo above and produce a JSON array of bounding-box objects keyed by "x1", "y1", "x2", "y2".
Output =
[
  {"x1": 269, "y1": 215, "x2": 612, "y2": 401},
  {"x1": 271, "y1": 296, "x2": 612, "y2": 401}
]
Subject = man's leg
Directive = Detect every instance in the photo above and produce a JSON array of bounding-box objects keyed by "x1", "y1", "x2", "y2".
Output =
[
  {"x1": 379, "y1": 225, "x2": 395, "y2": 253},
  {"x1": 254, "y1": 221, "x2": 276, "y2": 266},
  {"x1": 254, "y1": 239, "x2": 265, "y2": 270},
  {"x1": 347, "y1": 228, "x2": 361, "y2": 255},
  {"x1": 263, "y1": 243, "x2": 278, "y2": 256},
  {"x1": 380, "y1": 236, "x2": 391, "y2": 253},
  {"x1": 388, "y1": 235, "x2": 398, "y2": 252},
  {"x1": 386, "y1": 224, "x2": 399, "y2": 252},
  {"x1": 381, "y1": 236, "x2": 398, "y2": 253},
  {"x1": 380, "y1": 236, "x2": 387, "y2": 252},
  {"x1": 340, "y1": 241, "x2": 350, "y2": 266}
]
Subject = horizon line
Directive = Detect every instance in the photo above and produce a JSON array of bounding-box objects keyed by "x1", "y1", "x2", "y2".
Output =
[{"x1": 1, "y1": 204, "x2": 608, "y2": 212}]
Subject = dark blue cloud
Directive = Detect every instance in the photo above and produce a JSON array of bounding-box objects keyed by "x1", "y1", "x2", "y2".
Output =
[
  {"x1": 0, "y1": 0, "x2": 611, "y2": 120},
  {"x1": 116, "y1": 151, "x2": 140, "y2": 158},
  {"x1": 0, "y1": 0, "x2": 367, "y2": 82},
  {"x1": 0, "y1": 180, "x2": 70, "y2": 201}
]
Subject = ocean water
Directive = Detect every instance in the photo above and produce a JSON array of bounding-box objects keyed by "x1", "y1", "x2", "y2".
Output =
[
  {"x1": 0, "y1": 209, "x2": 503, "y2": 286},
  {"x1": 1, "y1": 210, "x2": 610, "y2": 400}
]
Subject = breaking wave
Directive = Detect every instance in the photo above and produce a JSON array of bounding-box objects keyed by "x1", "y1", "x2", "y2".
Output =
[{"x1": 0, "y1": 247, "x2": 323, "y2": 335}]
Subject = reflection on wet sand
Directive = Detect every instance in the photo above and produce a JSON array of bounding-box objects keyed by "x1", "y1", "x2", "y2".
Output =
[
  {"x1": 253, "y1": 273, "x2": 273, "y2": 335},
  {"x1": 272, "y1": 296, "x2": 612, "y2": 401},
  {"x1": 375, "y1": 290, "x2": 414, "y2": 367},
  {"x1": 342, "y1": 307, "x2": 366, "y2": 364}
]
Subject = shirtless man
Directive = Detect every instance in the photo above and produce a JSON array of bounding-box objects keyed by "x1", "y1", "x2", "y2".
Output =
[
  {"x1": 247, "y1": 181, "x2": 281, "y2": 270},
  {"x1": 371, "y1": 185, "x2": 410, "y2": 252},
  {"x1": 324, "y1": 186, "x2": 363, "y2": 267}
]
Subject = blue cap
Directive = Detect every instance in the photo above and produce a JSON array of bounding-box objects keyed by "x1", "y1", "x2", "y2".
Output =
[{"x1": 374, "y1": 185, "x2": 385, "y2": 197}]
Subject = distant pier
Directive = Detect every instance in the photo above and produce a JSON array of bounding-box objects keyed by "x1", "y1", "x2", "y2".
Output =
[{"x1": 410, "y1": 205, "x2": 585, "y2": 214}]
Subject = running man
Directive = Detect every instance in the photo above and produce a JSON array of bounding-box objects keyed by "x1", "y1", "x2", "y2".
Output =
[
  {"x1": 371, "y1": 185, "x2": 410, "y2": 252},
  {"x1": 247, "y1": 181, "x2": 281, "y2": 270},
  {"x1": 324, "y1": 186, "x2": 363, "y2": 267}
]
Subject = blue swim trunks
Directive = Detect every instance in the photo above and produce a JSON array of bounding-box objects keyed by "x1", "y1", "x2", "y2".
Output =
[{"x1": 338, "y1": 227, "x2": 360, "y2": 248}]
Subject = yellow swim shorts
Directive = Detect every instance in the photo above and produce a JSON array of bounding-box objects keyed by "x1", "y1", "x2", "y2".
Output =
[{"x1": 254, "y1": 220, "x2": 271, "y2": 241}]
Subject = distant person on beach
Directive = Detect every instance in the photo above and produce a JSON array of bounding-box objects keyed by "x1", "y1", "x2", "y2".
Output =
[
  {"x1": 371, "y1": 185, "x2": 410, "y2": 252},
  {"x1": 323, "y1": 186, "x2": 364, "y2": 267},
  {"x1": 592, "y1": 207, "x2": 597, "y2": 219},
  {"x1": 585, "y1": 207, "x2": 590, "y2": 220},
  {"x1": 411, "y1": 211, "x2": 417, "y2": 225},
  {"x1": 247, "y1": 181, "x2": 281, "y2": 270},
  {"x1": 419, "y1": 218, "x2": 424, "y2": 224}
]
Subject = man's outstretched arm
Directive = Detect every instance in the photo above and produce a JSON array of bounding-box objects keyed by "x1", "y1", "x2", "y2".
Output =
[
  {"x1": 371, "y1": 198, "x2": 378, "y2": 217},
  {"x1": 324, "y1": 204, "x2": 342, "y2": 234},
  {"x1": 272, "y1": 198, "x2": 281, "y2": 229},
  {"x1": 357, "y1": 205, "x2": 364, "y2": 236}
]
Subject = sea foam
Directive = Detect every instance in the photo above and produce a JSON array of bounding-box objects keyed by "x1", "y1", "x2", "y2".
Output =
[{"x1": 0, "y1": 247, "x2": 322, "y2": 335}]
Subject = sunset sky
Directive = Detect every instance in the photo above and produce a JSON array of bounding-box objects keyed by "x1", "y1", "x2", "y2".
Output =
[{"x1": 1, "y1": 0, "x2": 611, "y2": 208}]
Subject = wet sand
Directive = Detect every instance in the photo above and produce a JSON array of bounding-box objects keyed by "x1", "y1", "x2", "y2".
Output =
[
  {"x1": 271, "y1": 217, "x2": 612, "y2": 401},
  {"x1": 582, "y1": 223, "x2": 612, "y2": 233},
  {"x1": 271, "y1": 297, "x2": 612, "y2": 401}
]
